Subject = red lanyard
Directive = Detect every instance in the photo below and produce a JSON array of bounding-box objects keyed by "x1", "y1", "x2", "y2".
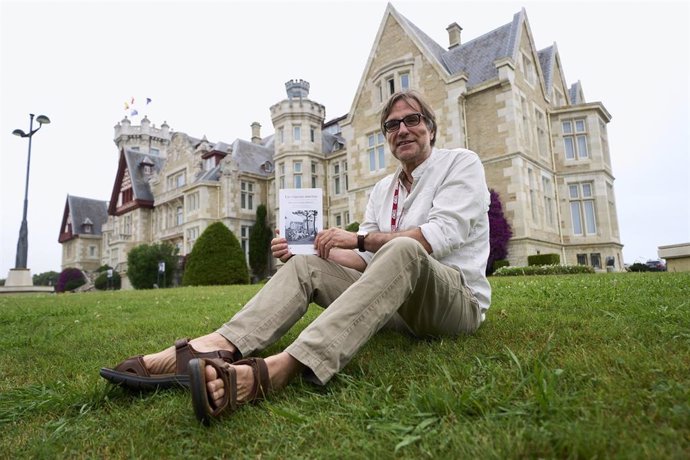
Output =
[{"x1": 391, "y1": 180, "x2": 404, "y2": 232}]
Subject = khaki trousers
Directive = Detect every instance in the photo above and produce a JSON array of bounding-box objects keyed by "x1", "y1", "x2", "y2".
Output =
[{"x1": 216, "y1": 237, "x2": 481, "y2": 384}]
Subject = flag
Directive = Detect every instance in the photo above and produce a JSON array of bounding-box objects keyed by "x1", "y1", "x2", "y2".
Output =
[
  {"x1": 130, "y1": 109, "x2": 139, "y2": 117},
  {"x1": 124, "y1": 102, "x2": 129, "y2": 110},
  {"x1": 146, "y1": 97, "x2": 152, "y2": 104},
  {"x1": 131, "y1": 97, "x2": 135, "y2": 105}
]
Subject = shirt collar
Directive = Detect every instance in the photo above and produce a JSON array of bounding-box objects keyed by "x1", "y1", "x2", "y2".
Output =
[{"x1": 395, "y1": 147, "x2": 436, "y2": 184}]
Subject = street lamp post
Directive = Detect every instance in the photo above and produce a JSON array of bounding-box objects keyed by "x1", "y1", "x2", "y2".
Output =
[{"x1": 12, "y1": 113, "x2": 50, "y2": 270}]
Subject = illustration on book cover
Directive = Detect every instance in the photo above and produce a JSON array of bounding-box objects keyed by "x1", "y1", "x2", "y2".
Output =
[{"x1": 279, "y1": 188, "x2": 323, "y2": 255}]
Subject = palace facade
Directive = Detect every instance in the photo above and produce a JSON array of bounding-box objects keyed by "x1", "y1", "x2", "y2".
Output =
[{"x1": 59, "y1": 4, "x2": 623, "y2": 285}]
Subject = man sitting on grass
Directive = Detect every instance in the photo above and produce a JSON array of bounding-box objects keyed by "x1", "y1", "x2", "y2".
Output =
[{"x1": 101, "y1": 90, "x2": 492, "y2": 425}]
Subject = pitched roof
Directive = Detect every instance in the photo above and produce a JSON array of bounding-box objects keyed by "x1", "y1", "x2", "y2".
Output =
[
  {"x1": 441, "y1": 22, "x2": 515, "y2": 87},
  {"x1": 538, "y1": 45, "x2": 555, "y2": 93},
  {"x1": 123, "y1": 149, "x2": 164, "y2": 202},
  {"x1": 61, "y1": 195, "x2": 108, "y2": 238},
  {"x1": 231, "y1": 138, "x2": 274, "y2": 177},
  {"x1": 392, "y1": 7, "x2": 545, "y2": 90}
]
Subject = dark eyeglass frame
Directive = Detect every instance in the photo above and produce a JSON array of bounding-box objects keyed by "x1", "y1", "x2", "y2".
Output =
[{"x1": 383, "y1": 112, "x2": 426, "y2": 133}]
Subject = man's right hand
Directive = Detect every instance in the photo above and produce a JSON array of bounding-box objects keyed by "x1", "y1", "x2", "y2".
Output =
[{"x1": 271, "y1": 230, "x2": 293, "y2": 263}]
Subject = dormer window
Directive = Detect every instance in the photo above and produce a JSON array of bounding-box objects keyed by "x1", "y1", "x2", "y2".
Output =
[
  {"x1": 82, "y1": 218, "x2": 94, "y2": 234},
  {"x1": 140, "y1": 157, "x2": 155, "y2": 176}
]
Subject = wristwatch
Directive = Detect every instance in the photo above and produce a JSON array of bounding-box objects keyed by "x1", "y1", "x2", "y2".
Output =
[{"x1": 357, "y1": 230, "x2": 369, "y2": 252}]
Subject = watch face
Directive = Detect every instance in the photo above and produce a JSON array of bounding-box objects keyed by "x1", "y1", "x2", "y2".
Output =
[{"x1": 357, "y1": 230, "x2": 368, "y2": 236}]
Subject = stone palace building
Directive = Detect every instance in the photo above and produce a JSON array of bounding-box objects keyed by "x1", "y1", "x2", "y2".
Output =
[{"x1": 59, "y1": 4, "x2": 623, "y2": 285}]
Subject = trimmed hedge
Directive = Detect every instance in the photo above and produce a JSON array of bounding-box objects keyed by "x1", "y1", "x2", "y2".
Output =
[
  {"x1": 182, "y1": 222, "x2": 249, "y2": 286},
  {"x1": 492, "y1": 259, "x2": 510, "y2": 272},
  {"x1": 494, "y1": 264, "x2": 595, "y2": 276},
  {"x1": 527, "y1": 253, "x2": 560, "y2": 266}
]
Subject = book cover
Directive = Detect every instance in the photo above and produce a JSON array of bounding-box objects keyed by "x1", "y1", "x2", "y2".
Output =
[{"x1": 279, "y1": 188, "x2": 323, "y2": 255}]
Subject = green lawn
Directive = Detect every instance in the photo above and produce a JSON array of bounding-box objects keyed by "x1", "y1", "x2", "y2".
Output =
[{"x1": 1, "y1": 272, "x2": 688, "y2": 459}]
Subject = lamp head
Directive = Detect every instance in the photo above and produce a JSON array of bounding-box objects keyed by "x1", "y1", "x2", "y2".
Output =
[
  {"x1": 12, "y1": 129, "x2": 27, "y2": 137},
  {"x1": 36, "y1": 115, "x2": 50, "y2": 125}
]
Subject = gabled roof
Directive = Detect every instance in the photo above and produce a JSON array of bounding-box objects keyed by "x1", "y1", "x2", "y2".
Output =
[
  {"x1": 108, "y1": 148, "x2": 164, "y2": 214},
  {"x1": 124, "y1": 149, "x2": 164, "y2": 202},
  {"x1": 441, "y1": 21, "x2": 515, "y2": 87},
  {"x1": 348, "y1": 5, "x2": 538, "y2": 116},
  {"x1": 322, "y1": 132, "x2": 346, "y2": 156},
  {"x1": 394, "y1": 5, "x2": 530, "y2": 88},
  {"x1": 58, "y1": 195, "x2": 108, "y2": 242},
  {"x1": 231, "y1": 138, "x2": 274, "y2": 177},
  {"x1": 538, "y1": 45, "x2": 555, "y2": 94}
]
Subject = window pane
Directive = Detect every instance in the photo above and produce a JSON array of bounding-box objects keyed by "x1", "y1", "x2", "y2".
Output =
[
  {"x1": 369, "y1": 150, "x2": 376, "y2": 171},
  {"x1": 400, "y1": 73, "x2": 409, "y2": 90},
  {"x1": 562, "y1": 121, "x2": 572, "y2": 134},
  {"x1": 294, "y1": 162, "x2": 302, "y2": 173},
  {"x1": 591, "y1": 253, "x2": 601, "y2": 268},
  {"x1": 584, "y1": 201, "x2": 596, "y2": 234},
  {"x1": 577, "y1": 135, "x2": 588, "y2": 158},
  {"x1": 334, "y1": 177, "x2": 340, "y2": 194},
  {"x1": 570, "y1": 202, "x2": 583, "y2": 234},
  {"x1": 294, "y1": 175, "x2": 302, "y2": 188},
  {"x1": 378, "y1": 133, "x2": 385, "y2": 144},
  {"x1": 575, "y1": 119, "x2": 585, "y2": 132},
  {"x1": 378, "y1": 146, "x2": 385, "y2": 170},
  {"x1": 569, "y1": 185, "x2": 579, "y2": 199},
  {"x1": 293, "y1": 126, "x2": 301, "y2": 141},
  {"x1": 564, "y1": 137, "x2": 575, "y2": 159},
  {"x1": 368, "y1": 135, "x2": 375, "y2": 147},
  {"x1": 582, "y1": 183, "x2": 592, "y2": 197}
]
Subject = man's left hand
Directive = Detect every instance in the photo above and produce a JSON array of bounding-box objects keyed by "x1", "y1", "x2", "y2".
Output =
[{"x1": 314, "y1": 228, "x2": 357, "y2": 260}]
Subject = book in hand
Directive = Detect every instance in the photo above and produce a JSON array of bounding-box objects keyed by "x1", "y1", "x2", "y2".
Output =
[{"x1": 279, "y1": 188, "x2": 323, "y2": 255}]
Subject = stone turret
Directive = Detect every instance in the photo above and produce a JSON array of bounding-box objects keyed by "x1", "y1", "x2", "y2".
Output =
[
  {"x1": 270, "y1": 79, "x2": 325, "y2": 156},
  {"x1": 285, "y1": 79, "x2": 310, "y2": 99},
  {"x1": 113, "y1": 116, "x2": 171, "y2": 157}
]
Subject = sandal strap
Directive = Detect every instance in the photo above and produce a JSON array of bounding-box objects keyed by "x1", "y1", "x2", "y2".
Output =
[
  {"x1": 233, "y1": 358, "x2": 271, "y2": 402},
  {"x1": 174, "y1": 338, "x2": 237, "y2": 374},
  {"x1": 204, "y1": 358, "x2": 239, "y2": 416},
  {"x1": 113, "y1": 356, "x2": 149, "y2": 376}
]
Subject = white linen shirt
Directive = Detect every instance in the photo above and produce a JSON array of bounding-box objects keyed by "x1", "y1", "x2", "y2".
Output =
[{"x1": 357, "y1": 147, "x2": 491, "y2": 316}]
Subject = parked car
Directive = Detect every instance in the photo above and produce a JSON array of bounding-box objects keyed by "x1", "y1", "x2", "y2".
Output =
[{"x1": 645, "y1": 259, "x2": 667, "y2": 271}]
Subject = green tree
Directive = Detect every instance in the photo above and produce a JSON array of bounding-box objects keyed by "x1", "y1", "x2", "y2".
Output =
[
  {"x1": 33, "y1": 271, "x2": 59, "y2": 286},
  {"x1": 249, "y1": 204, "x2": 273, "y2": 281},
  {"x1": 127, "y1": 242, "x2": 178, "y2": 289},
  {"x1": 182, "y1": 222, "x2": 249, "y2": 286},
  {"x1": 94, "y1": 265, "x2": 122, "y2": 290}
]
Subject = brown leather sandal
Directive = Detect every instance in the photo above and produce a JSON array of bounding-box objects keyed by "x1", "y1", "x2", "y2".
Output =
[
  {"x1": 188, "y1": 357, "x2": 271, "y2": 425},
  {"x1": 100, "y1": 338, "x2": 238, "y2": 390}
]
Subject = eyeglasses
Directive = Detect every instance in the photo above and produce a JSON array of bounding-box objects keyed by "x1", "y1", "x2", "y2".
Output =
[{"x1": 383, "y1": 113, "x2": 425, "y2": 133}]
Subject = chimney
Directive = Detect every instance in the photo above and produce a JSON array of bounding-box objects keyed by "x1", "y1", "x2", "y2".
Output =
[
  {"x1": 446, "y1": 22, "x2": 462, "y2": 50},
  {"x1": 251, "y1": 122, "x2": 262, "y2": 144}
]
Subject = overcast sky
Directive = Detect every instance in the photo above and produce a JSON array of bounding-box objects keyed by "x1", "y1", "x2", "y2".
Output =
[{"x1": 1, "y1": 0, "x2": 688, "y2": 277}]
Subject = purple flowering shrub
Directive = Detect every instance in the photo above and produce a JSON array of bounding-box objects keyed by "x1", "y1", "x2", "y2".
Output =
[
  {"x1": 487, "y1": 189, "x2": 513, "y2": 275},
  {"x1": 56, "y1": 267, "x2": 86, "y2": 293}
]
